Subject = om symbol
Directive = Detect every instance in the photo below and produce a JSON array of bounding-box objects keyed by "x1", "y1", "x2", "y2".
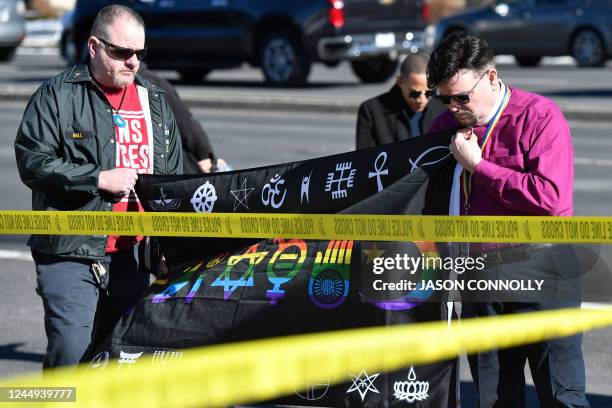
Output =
[{"x1": 261, "y1": 173, "x2": 287, "y2": 209}]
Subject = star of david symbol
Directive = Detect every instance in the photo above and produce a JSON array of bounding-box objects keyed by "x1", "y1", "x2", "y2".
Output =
[
  {"x1": 346, "y1": 369, "x2": 380, "y2": 402},
  {"x1": 230, "y1": 179, "x2": 255, "y2": 211}
]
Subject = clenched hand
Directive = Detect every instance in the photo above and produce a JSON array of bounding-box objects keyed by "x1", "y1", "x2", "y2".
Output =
[
  {"x1": 450, "y1": 128, "x2": 483, "y2": 173},
  {"x1": 98, "y1": 168, "x2": 138, "y2": 197}
]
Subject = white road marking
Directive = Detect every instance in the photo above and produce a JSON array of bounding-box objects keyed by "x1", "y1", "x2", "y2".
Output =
[
  {"x1": 575, "y1": 157, "x2": 612, "y2": 167},
  {"x1": 16, "y1": 47, "x2": 60, "y2": 56},
  {"x1": 574, "y1": 179, "x2": 612, "y2": 192},
  {"x1": 0, "y1": 249, "x2": 32, "y2": 262},
  {"x1": 582, "y1": 302, "x2": 612, "y2": 310}
]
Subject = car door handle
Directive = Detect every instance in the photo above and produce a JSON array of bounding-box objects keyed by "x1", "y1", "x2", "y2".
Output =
[
  {"x1": 159, "y1": 0, "x2": 175, "y2": 7},
  {"x1": 212, "y1": 0, "x2": 229, "y2": 6}
]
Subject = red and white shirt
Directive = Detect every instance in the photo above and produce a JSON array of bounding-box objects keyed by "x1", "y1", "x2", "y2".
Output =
[{"x1": 101, "y1": 82, "x2": 154, "y2": 253}]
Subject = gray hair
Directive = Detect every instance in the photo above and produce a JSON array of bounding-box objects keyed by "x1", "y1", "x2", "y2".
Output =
[
  {"x1": 399, "y1": 53, "x2": 429, "y2": 79},
  {"x1": 90, "y1": 4, "x2": 145, "y2": 39}
]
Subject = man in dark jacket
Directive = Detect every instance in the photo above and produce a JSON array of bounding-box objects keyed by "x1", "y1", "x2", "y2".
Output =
[
  {"x1": 356, "y1": 53, "x2": 446, "y2": 149},
  {"x1": 14, "y1": 5, "x2": 182, "y2": 369}
]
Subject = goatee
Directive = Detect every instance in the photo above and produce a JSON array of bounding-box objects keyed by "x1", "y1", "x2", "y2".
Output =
[{"x1": 453, "y1": 110, "x2": 478, "y2": 127}]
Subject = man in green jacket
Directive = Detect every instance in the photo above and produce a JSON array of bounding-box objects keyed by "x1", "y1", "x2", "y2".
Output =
[{"x1": 14, "y1": 5, "x2": 182, "y2": 369}]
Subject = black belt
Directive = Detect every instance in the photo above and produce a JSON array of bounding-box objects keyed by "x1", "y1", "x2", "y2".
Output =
[{"x1": 469, "y1": 243, "x2": 554, "y2": 265}]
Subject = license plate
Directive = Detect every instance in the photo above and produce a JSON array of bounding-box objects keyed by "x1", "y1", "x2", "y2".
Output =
[{"x1": 375, "y1": 33, "x2": 396, "y2": 48}]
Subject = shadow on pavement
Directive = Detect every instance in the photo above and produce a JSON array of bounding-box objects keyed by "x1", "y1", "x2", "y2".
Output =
[{"x1": 0, "y1": 343, "x2": 44, "y2": 363}]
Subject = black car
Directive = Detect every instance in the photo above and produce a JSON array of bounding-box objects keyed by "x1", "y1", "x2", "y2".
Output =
[{"x1": 60, "y1": 0, "x2": 430, "y2": 84}]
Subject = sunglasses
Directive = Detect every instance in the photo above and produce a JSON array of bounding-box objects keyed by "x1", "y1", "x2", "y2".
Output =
[
  {"x1": 434, "y1": 70, "x2": 488, "y2": 105},
  {"x1": 408, "y1": 90, "x2": 435, "y2": 99},
  {"x1": 96, "y1": 37, "x2": 147, "y2": 61}
]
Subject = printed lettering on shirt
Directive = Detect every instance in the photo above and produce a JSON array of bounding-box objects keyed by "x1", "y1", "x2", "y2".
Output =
[{"x1": 115, "y1": 109, "x2": 152, "y2": 174}]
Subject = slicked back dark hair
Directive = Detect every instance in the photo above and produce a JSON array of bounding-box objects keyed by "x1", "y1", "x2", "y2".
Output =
[
  {"x1": 427, "y1": 33, "x2": 494, "y2": 89},
  {"x1": 90, "y1": 4, "x2": 145, "y2": 40}
]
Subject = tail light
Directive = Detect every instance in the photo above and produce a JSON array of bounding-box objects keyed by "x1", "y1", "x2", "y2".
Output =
[
  {"x1": 328, "y1": 0, "x2": 345, "y2": 28},
  {"x1": 421, "y1": 1, "x2": 431, "y2": 24}
]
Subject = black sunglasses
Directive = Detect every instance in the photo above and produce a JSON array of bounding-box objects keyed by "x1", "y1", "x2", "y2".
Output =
[
  {"x1": 96, "y1": 37, "x2": 147, "y2": 61},
  {"x1": 434, "y1": 70, "x2": 488, "y2": 105},
  {"x1": 408, "y1": 90, "x2": 435, "y2": 99}
]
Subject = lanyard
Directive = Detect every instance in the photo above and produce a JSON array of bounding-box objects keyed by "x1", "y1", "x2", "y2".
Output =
[{"x1": 462, "y1": 85, "x2": 511, "y2": 212}]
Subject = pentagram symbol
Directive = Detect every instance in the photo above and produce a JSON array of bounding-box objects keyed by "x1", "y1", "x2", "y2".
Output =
[
  {"x1": 230, "y1": 179, "x2": 255, "y2": 211},
  {"x1": 191, "y1": 181, "x2": 217, "y2": 213},
  {"x1": 346, "y1": 369, "x2": 380, "y2": 402}
]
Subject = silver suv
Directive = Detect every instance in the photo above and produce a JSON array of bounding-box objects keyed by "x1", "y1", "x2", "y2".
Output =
[
  {"x1": 434, "y1": 0, "x2": 612, "y2": 67},
  {"x1": 0, "y1": 0, "x2": 25, "y2": 62}
]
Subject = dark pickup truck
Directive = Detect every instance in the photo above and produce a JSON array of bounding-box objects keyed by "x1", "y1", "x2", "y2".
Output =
[{"x1": 61, "y1": 0, "x2": 430, "y2": 84}]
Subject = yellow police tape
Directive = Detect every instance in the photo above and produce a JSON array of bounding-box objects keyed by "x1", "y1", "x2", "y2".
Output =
[
  {"x1": 0, "y1": 210, "x2": 612, "y2": 243},
  {"x1": 1, "y1": 307, "x2": 611, "y2": 407}
]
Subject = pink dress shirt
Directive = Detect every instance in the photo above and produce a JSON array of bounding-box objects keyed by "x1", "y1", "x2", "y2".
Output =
[{"x1": 429, "y1": 87, "x2": 574, "y2": 251}]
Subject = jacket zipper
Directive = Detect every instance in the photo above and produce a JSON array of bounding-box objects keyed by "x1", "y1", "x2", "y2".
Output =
[
  {"x1": 164, "y1": 129, "x2": 170, "y2": 172},
  {"x1": 159, "y1": 93, "x2": 169, "y2": 173}
]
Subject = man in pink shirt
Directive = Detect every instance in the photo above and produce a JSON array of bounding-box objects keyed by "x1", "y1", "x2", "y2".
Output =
[{"x1": 427, "y1": 34, "x2": 588, "y2": 407}]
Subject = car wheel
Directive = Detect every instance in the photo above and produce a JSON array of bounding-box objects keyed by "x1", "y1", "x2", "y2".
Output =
[
  {"x1": 260, "y1": 32, "x2": 311, "y2": 85},
  {"x1": 571, "y1": 29, "x2": 605, "y2": 67},
  {"x1": 178, "y1": 69, "x2": 211, "y2": 83},
  {"x1": 445, "y1": 28, "x2": 467, "y2": 39},
  {"x1": 514, "y1": 56, "x2": 542, "y2": 67},
  {"x1": 0, "y1": 47, "x2": 17, "y2": 62},
  {"x1": 351, "y1": 55, "x2": 398, "y2": 84}
]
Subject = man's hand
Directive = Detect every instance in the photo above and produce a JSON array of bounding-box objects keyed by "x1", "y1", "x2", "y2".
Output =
[
  {"x1": 198, "y1": 158, "x2": 229, "y2": 173},
  {"x1": 98, "y1": 168, "x2": 138, "y2": 196},
  {"x1": 197, "y1": 158, "x2": 213, "y2": 173},
  {"x1": 450, "y1": 129, "x2": 483, "y2": 173}
]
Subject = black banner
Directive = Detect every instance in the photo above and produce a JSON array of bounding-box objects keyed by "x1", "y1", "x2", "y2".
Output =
[{"x1": 91, "y1": 130, "x2": 459, "y2": 407}]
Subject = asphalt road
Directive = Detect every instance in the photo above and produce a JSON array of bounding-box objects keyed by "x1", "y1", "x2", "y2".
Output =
[
  {"x1": 0, "y1": 53, "x2": 611, "y2": 406},
  {"x1": 4, "y1": 53, "x2": 612, "y2": 117}
]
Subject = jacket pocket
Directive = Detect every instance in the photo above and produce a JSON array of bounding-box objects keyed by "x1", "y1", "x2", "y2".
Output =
[{"x1": 63, "y1": 122, "x2": 98, "y2": 164}]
